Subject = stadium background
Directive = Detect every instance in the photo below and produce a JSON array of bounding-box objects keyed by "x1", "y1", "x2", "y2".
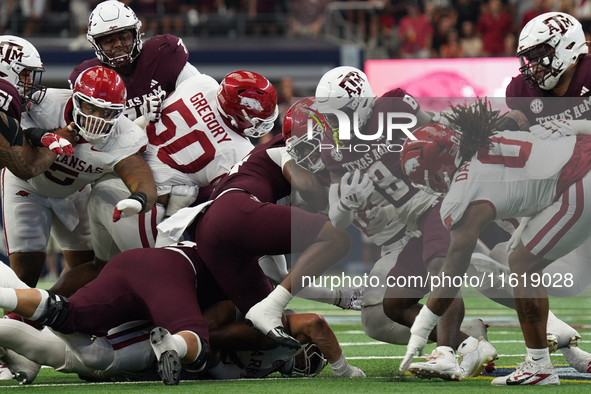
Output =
[{"x1": 2, "y1": 0, "x2": 591, "y2": 389}]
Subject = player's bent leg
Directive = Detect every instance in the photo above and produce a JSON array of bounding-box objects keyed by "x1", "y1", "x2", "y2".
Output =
[
  {"x1": 150, "y1": 327, "x2": 210, "y2": 385},
  {"x1": 61, "y1": 250, "x2": 94, "y2": 271},
  {"x1": 561, "y1": 347, "x2": 591, "y2": 373},
  {"x1": 361, "y1": 303, "x2": 411, "y2": 345},
  {"x1": 49, "y1": 261, "x2": 101, "y2": 297},
  {"x1": 9, "y1": 252, "x2": 45, "y2": 288}
]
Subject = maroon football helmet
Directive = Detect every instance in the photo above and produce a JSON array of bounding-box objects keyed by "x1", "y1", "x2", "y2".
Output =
[
  {"x1": 282, "y1": 97, "x2": 328, "y2": 173},
  {"x1": 400, "y1": 123, "x2": 461, "y2": 193},
  {"x1": 216, "y1": 70, "x2": 278, "y2": 138},
  {"x1": 73, "y1": 66, "x2": 126, "y2": 144}
]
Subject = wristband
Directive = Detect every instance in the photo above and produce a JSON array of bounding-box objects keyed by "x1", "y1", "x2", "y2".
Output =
[
  {"x1": 129, "y1": 191, "x2": 148, "y2": 213},
  {"x1": 23, "y1": 127, "x2": 49, "y2": 147}
]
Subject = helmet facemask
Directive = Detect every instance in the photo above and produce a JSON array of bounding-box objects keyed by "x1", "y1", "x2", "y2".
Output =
[
  {"x1": 92, "y1": 29, "x2": 141, "y2": 68},
  {"x1": 73, "y1": 91, "x2": 124, "y2": 144},
  {"x1": 18, "y1": 66, "x2": 46, "y2": 105},
  {"x1": 518, "y1": 42, "x2": 561, "y2": 89},
  {"x1": 286, "y1": 129, "x2": 325, "y2": 173},
  {"x1": 240, "y1": 104, "x2": 279, "y2": 138}
]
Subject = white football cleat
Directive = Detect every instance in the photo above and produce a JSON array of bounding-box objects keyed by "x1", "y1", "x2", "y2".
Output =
[
  {"x1": 245, "y1": 300, "x2": 300, "y2": 350},
  {"x1": 3, "y1": 350, "x2": 40, "y2": 385},
  {"x1": 337, "y1": 287, "x2": 363, "y2": 310},
  {"x1": 408, "y1": 346, "x2": 462, "y2": 381},
  {"x1": 546, "y1": 311, "x2": 580, "y2": 353},
  {"x1": 150, "y1": 327, "x2": 181, "y2": 385},
  {"x1": 457, "y1": 336, "x2": 498, "y2": 378},
  {"x1": 560, "y1": 346, "x2": 591, "y2": 373},
  {"x1": 491, "y1": 357, "x2": 559, "y2": 386}
]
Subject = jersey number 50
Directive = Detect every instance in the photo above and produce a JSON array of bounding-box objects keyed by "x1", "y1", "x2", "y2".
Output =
[{"x1": 146, "y1": 99, "x2": 216, "y2": 174}]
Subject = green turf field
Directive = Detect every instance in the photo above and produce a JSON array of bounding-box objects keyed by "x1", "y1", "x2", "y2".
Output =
[{"x1": 1, "y1": 289, "x2": 590, "y2": 393}]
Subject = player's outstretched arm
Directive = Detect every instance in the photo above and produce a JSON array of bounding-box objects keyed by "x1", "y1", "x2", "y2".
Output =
[
  {"x1": 0, "y1": 111, "x2": 57, "y2": 180},
  {"x1": 113, "y1": 154, "x2": 158, "y2": 222},
  {"x1": 283, "y1": 159, "x2": 328, "y2": 212}
]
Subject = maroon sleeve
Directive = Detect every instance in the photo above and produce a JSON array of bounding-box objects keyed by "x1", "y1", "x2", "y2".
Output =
[
  {"x1": 69, "y1": 59, "x2": 103, "y2": 88},
  {"x1": 0, "y1": 79, "x2": 22, "y2": 120},
  {"x1": 140, "y1": 35, "x2": 189, "y2": 91}
]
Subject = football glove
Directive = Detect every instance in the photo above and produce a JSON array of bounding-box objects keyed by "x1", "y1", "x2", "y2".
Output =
[
  {"x1": 113, "y1": 191, "x2": 148, "y2": 222},
  {"x1": 40, "y1": 132, "x2": 75, "y2": 157},
  {"x1": 530, "y1": 120, "x2": 572, "y2": 139},
  {"x1": 339, "y1": 170, "x2": 374, "y2": 211},
  {"x1": 140, "y1": 92, "x2": 165, "y2": 123}
]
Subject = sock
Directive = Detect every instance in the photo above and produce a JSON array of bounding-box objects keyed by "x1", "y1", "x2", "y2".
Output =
[
  {"x1": 410, "y1": 305, "x2": 441, "y2": 339},
  {"x1": 29, "y1": 289, "x2": 49, "y2": 321},
  {"x1": 172, "y1": 334, "x2": 188, "y2": 359},
  {"x1": 296, "y1": 286, "x2": 339, "y2": 305},
  {"x1": 268, "y1": 285, "x2": 294, "y2": 310},
  {"x1": 0, "y1": 288, "x2": 18, "y2": 311},
  {"x1": 330, "y1": 353, "x2": 350, "y2": 377},
  {"x1": 527, "y1": 347, "x2": 551, "y2": 365}
]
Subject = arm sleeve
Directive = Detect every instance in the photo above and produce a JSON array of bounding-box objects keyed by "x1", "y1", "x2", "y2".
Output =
[
  {"x1": 328, "y1": 182, "x2": 354, "y2": 230},
  {"x1": 175, "y1": 63, "x2": 201, "y2": 88},
  {"x1": 266, "y1": 147, "x2": 292, "y2": 170}
]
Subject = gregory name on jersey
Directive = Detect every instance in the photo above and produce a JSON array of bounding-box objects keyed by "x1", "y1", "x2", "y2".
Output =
[{"x1": 190, "y1": 92, "x2": 233, "y2": 144}]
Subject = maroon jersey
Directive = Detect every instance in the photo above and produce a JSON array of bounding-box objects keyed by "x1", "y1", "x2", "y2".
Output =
[
  {"x1": 321, "y1": 88, "x2": 421, "y2": 209},
  {"x1": 212, "y1": 134, "x2": 291, "y2": 204},
  {"x1": 506, "y1": 54, "x2": 591, "y2": 125},
  {"x1": 0, "y1": 79, "x2": 22, "y2": 120},
  {"x1": 69, "y1": 35, "x2": 189, "y2": 120}
]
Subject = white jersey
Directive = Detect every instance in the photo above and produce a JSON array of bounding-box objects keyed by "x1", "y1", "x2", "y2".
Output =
[
  {"x1": 22, "y1": 88, "x2": 148, "y2": 198},
  {"x1": 441, "y1": 131, "x2": 576, "y2": 230},
  {"x1": 143, "y1": 74, "x2": 254, "y2": 193}
]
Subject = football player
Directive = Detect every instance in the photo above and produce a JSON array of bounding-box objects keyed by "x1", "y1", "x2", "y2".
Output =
[
  {"x1": 2, "y1": 66, "x2": 157, "y2": 288},
  {"x1": 399, "y1": 99, "x2": 591, "y2": 385},
  {"x1": 309, "y1": 66, "x2": 497, "y2": 380},
  {"x1": 0, "y1": 35, "x2": 73, "y2": 180},
  {"x1": 0, "y1": 242, "x2": 364, "y2": 384},
  {"x1": 502, "y1": 12, "x2": 591, "y2": 129},
  {"x1": 68, "y1": 0, "x2": 201, "y2": 266},
  {"x1": 69, "y1": 0, "x2": 200, "y2": 121},
  {"x1": 499, "y1": 11, "x2": 591, "y2": 372},
  {"x1": 90, "y1": 70, "x2": 276, "y2": 266},
  {"x1": 284, "y1": 96, "x2": 506, "y2": 380}
]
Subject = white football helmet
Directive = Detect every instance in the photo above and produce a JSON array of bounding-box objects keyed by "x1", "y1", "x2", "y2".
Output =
[
  {"x1": 87, "y1": 0, "x2": 143, "y2": 67},
  {"x1": 315, "y1": 66, "x2": 376, "y2": 137},
  {"x1": 517, "y1": 12, "x2": 588, "y2": 90},
  {"x1": 0, "y1": 35, "x2": 46, "y2": 105}
]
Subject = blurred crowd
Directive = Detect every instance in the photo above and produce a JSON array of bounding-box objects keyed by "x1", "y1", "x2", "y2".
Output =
[{"x1": 1, "y1": 0, "x2": 591, "y2": 58}]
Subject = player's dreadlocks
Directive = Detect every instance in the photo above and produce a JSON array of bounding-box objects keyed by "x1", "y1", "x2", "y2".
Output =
[{"x1": 444, "y1": 98, "x2": 500, "y2": 163}]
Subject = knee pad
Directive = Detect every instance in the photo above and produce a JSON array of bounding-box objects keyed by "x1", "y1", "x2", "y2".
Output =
[
  {"x1": 36, "y1": 291, "x2": 70, "y2": 328},
  {"x1": 183, "y1": 335, "x2": 210, "y2": 374}
]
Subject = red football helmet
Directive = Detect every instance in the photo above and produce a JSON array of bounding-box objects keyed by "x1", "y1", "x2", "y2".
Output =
[
  {"x1": 72, "y1": 66, "x2": 126, "y2": 144},
  {"x1": 216, "y1": 70, "x2": 278, "y2": 138},
  {"x1": 400, "y1": 123, "x2": 461, "y2": 194},
  {"x1": 282, "y1": 97, "x2": 328, "y2": 173}
]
